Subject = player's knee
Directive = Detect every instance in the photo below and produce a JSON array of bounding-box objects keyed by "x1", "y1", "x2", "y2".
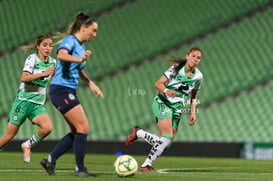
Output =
[
  {"x1": 41, "y1": 123, "x2": 53, "y2": 134},
  {"x1": 81, "y1": 128, "x2": 89, "y2": 134},
  {"x1": 76, "y1": 125, "x2": 89, "y2": 134}
]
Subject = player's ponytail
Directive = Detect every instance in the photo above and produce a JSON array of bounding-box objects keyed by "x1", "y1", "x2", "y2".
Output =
[
  {"x1": 168, "y1": 56, "x2": 186, "y2": 75},
  {"x1": 53, "y1": 11, "x2": 96, "y2": 46},
  {"x1": 67, "y1": 11, "x2": 96, "y2": 35}
]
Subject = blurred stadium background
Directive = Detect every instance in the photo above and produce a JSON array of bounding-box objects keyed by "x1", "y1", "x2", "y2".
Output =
[{"x1": 0, "y1": 0, "x2": 272, "y2": 157}]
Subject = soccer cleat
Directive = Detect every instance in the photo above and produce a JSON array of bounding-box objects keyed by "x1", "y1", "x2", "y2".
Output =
[
  {"x1": 40, "y1": 157, "x2": 56, "y2": 176},
  {"x1": 74, "y1": 171, "x2": 96, "y2": 177},
  {"x1": 21, "y1": 142, "x2": 31, "y2": 163},
  {"x1": 74, "y1": 167, "x2": 96, "y2": 177},
  {"x1": 125, "y1": 126, "x2": 140, "y2": 146},
  {"x1": 140, "y1": 165, "x2": 156, "y2": 172}
]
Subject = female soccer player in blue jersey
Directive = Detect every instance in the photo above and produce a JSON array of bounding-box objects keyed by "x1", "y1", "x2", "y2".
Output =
[
  {"x1": 40, "y1": 12, "x2": 104, "y2": 177},
  {"x1": 126, "y1": 47, "x2": 203, "y2": 172},
  {"x1": 0, "y1": 34, "x2": 56, "y2": 163}
]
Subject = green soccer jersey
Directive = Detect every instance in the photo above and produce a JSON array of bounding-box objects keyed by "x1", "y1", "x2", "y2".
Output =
[
  {"x1": 17, "y1": 53, "x2": 56, "y2": 105},
  {"x1": 158, "y1": 64, "x2": 203, "y2": 109}
]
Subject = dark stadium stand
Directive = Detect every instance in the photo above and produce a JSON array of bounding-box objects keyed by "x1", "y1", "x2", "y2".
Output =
[{"x1": 0, "y1": 0, "x2": 128, "y2": 53}]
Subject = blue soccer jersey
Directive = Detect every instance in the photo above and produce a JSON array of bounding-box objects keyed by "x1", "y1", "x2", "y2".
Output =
[{"x1": 51, "y1": 35, "x2": 87, "y2": 89}]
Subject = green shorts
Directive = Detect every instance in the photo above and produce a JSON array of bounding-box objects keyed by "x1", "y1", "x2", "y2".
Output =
[
  {"x1": 9, "y1": 98, "x2": 48, "y2": 126},
  {"x1": 152, "y1": 96, "x2": 182, "y2": 130}
]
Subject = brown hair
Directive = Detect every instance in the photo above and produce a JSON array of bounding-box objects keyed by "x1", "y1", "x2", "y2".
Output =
[
  {"x1": 20, "y1": 34, "x2": 52, "y2": 51},
  {"x1": 53, "y1": 12, "x2": 96, "y2": 45},
  {"x1": 169, "y1": 47, "x2": 202, "y2": 74},
  {"x1": 67, "y1": 11, "x2": 96, "y2": 35}
]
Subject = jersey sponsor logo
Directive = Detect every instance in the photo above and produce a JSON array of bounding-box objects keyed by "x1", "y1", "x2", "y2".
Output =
[
  {"x1": 34, "y1": 64, "x2": 40, "y2": 69},
  {"x1": 178, "y1": 83, "x2": 189, "y2": 91},
  {"x1": 25, "y1": 62, "x2": 34, "y2": 71}
]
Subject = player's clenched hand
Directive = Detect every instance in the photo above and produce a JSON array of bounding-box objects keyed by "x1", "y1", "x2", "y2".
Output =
[
  {"x1": 43, "y1": 67, "x2": 55, "y2": 77},
  {"x1": 82, "y1": 50, "x2": 92, "y2": 61}
]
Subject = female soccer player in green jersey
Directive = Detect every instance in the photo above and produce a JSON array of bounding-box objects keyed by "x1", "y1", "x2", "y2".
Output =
[
  {"x1": 0, "y1": 34, "x2": 56, "y2": 163},
  {"x1": 126, "y1": 47, "x2": 203, "y2": 172}
]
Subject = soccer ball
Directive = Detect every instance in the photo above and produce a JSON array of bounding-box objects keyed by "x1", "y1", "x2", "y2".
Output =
[{"x1": 114, "y1": 154, "x2": 138, "y2": 177}]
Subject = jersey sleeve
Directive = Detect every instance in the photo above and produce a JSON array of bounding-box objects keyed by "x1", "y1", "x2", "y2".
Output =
[
  {"x1": 58, "y1": 36, "x2": 74, "y2": 53},
  {"x1": 22, "y1": 54, "x2": 35, "y2": 73},
  {"x1": 194, "y1": 73, "x2": 203, "y2": 90},
  {"x1": 163, "y1": 64, "x2": 177, "y2": 80},
  {"x1": 195, "y1": 79, "x2": 202, "y2": 89}
]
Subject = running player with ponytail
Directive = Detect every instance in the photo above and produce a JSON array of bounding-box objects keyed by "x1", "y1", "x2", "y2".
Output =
[
  {"x1": 0, "y1": 34, "x2": 56, "y2": 163},
  {"x1": 40, "y1": 11, "x2": 103, "y2": 177},
  {"x1": 126, "y1": 47, "x2": 203, "y2": 172}
]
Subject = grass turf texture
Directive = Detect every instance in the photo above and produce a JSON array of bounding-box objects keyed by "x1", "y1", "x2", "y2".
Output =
[{"x1": 0, "y1": 152, "x2": 273, "y2": 181}]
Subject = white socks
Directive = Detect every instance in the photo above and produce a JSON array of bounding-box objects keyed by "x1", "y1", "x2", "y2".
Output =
[
  {"x1": 137, "y1": 129, "x2": 160, "y2": 145},
  {"x1": 141, "y1": 136, "x2": 171, "y2": 167},
  {"x1": 24, "y1": 134, "x2": 42, "y2": 148},
  {"x1": 136, "y1": 129, "x2": 172, "y2": 167}
]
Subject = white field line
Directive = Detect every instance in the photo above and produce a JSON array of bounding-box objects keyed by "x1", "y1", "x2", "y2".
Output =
[
  {"x1": 0, "y1": 168, "x2": 113, "y2": 174},
  {"x1": 157, "y1": 167, "x2": 224, "y2": 173},
  {"x1": 2, "y1": 167, "x2": 273, "y2": 177}
]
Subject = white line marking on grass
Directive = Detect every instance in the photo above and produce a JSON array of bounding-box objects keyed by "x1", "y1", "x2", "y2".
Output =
[
  {"x1": 0, "y1": 169, "x2": 114, "y2": 174},
  {"x1": 156, "y1": 167, "x2": 273, "y2": 177},
  {"x1": 157, "y1": 167, "x2": 220, "y2": 174},
  {"x1": 0, "y1": 169, "x2": 69, "y2": 173}
]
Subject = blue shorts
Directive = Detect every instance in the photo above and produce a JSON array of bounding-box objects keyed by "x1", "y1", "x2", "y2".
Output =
[{"x1": 49, "y1": 84, "x2": 80, "y2": 114}]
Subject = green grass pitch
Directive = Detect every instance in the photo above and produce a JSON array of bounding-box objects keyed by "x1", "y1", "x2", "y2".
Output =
[{"x1": 0, "y1": 152, "x2": 273, "y2": 181}]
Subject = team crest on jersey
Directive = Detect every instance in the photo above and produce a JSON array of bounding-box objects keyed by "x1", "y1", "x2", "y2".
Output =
[
  {"x1": 175, "y1": 74, "x2": 183, "y2": 81},
  {"x1": 68, "y1": 93, "x2": 75, "y2": 100},
  {"x1": 13, "y1": 115, "x2": 18, "y2": 121}
]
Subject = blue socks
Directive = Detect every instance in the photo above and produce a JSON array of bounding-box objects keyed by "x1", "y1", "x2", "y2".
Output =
[
  {"x1": 73, "y1": 133, "x2": 87, "y2": 171},
  {"x1": 49, "y1": 133, "x2": 87, "y2": 171},
  {"x1": 50, "y1": 133, "x2": 74, "y2": 165}
]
